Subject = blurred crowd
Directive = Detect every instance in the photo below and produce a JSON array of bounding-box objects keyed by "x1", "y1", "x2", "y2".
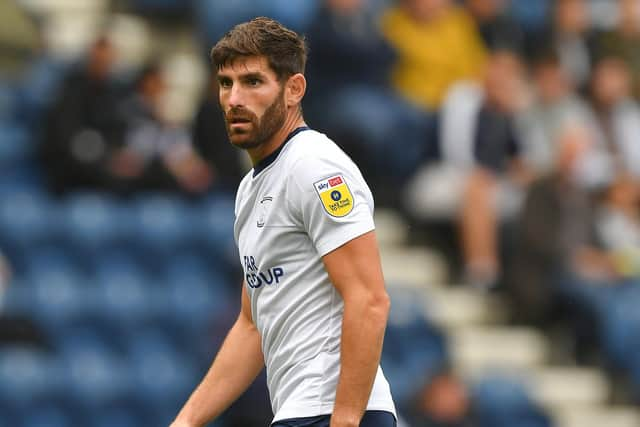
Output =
[{"x1": 2, "y1": 0, "x2": 640, "y2": 426}]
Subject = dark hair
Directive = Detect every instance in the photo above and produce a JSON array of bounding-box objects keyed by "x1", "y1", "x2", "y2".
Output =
[
  {"x1": 531, "y1": 49, "x2": 562, "y2": 70},
  {"x1": 135, "y1": 62, "x2": 162, "y2": 88},
  {"x1": 210, "y1": 17, "x2": 307, "y2": 81}
]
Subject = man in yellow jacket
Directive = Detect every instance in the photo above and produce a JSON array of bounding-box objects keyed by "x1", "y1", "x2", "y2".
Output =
[{"x1": 382, "y1": 0, "x2": 487, "y2": 111}]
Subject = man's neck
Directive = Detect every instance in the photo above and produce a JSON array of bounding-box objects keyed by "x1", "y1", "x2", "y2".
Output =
[{"x1": 247, "y1": 110, "x2": 306, "y2": 166}]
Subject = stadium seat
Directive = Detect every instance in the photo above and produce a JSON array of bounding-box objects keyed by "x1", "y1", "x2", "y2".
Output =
[
  {"x1": 61, "y1": 192, "x2": 129, "y2": 258},
  {"x1": 58, "y1": 329, "x2": 130, "y2": 409},
  {"x1": 124, "y1": 329, "x2": 199, "y2": 410},
  {"x1": 26, "y1": 246, "x2": 82, "y2": 278},
  {"x1": 382, "y1": 288, "x2": 448, "y2": 407},
  {"x1": 131, "y1": 194, "x2": 195, "y2": 264},
  {"x1": 19, "y1": 404, "x2": 75, "y2": 427},
  {"x1": 0, "y1": 347, "x2": 61, "y2": 408},
  {"x1": 0, "y1": 122, "x2": 33, "y2": 171},
  {"x1": 0, "y1": 401, "x2": 16, "y2": 427},
  {"x1": 268, "y1": 0, "x2": 319, "y2": 32},
  {"x1": 93, "y1": 258, "x2": 152, "y2": 325},
  {"x1": 194, "y1": 0, "x2": 273, "y2": 44},
  {"x1": 16, "y1": 57, "x2": 68, "y2": 124},
  {"x1": 0, "y1": 191, "x2": 61, "y2": 264},
  {"x1": 24, "y1": 260, "x2": 89, "y2": 326},
  {"x1": 508, "y1": 0, "x2": 551, "y2": 31},
  {"x1": 193, "y1": 195, "x2": 237, "y2": 263},
  {"x1": 0, "y1": 82, "x2": 17, "y2": 121},
  {"x1": 162, "y1": 262, "x2": 232, "y2": 329},
  {"x1": 89, "y1": 403, "x2": 145, "y2": 427},
  {"x1": 471, "y1": 375, "x2": 552, "y2": 427},
  {"x1": 601, "y1": 284, "x2": 640, "y2": 370}
]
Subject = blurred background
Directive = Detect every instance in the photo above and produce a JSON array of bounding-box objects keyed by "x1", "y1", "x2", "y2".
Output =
[{"x1": 1, "y1": 0, "x2": 640, "y2": 426}]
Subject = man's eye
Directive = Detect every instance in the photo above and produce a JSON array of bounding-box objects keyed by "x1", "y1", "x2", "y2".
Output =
[
  {"x1": 249, "y1": 78, "x2": 261, "y2": 86},
  {"x1": 219, "y1": 79, "x2": 232, "y2": 88}
]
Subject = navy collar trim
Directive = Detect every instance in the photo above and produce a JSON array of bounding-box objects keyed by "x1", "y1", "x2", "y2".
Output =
[{"x1": 252, "y1": 126, "x2": 310, "y2": 177}]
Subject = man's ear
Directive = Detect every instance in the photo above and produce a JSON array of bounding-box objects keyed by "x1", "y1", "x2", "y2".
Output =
[{"x1": 285, "y1": 73, "x2": 306, "y2": 108}]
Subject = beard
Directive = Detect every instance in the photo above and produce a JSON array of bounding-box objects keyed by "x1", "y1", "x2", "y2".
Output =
[{"x1": 223, "y1": 88, "x2": 287, "y2": 150}]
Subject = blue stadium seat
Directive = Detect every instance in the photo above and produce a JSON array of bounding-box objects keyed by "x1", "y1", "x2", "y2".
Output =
[
  {"x1": 382, "y1": 288, "x2": 448, "y2": 407},
  {"x1": 25, "y1": 259, "x2": 89, "y2": 325},
  {"x1": 89, "y1": 403, "x2": 146, "y2": 427},
  {"x1": 0, "y1": 347, "x2": 60, "y2": 408},
  {"x1": 61, "y1": 193, "x2": 129, "y2": 258},
  {"x1": 193, "y1": 195, "x2": 237, "y2": 263},
  {"x1": 16, "y1": 57, "x2": 68, "y2": 124},
  {"x1": 19, "y1": 404, "x2": 75, "y2": 427},
  {"x1": 194, "y1": 0, "x2": 273, "y2": 44},
  {"x1": 508, "y1": 0, "x2": 551, "y2": 31},
  {"x1": 471, "y1": 375, "x2": 552, "y2": 427},
  {"x1": 93, "y1": 257, "x2": 152, "y2": 324},
  {"x1": 162, "y1": 263, "x2": 232, "y2": 329},
  {"x1": 0, "y1": 400, "x2": 17, "y2": 427},
  {"x1": 125, "y1": 329, "x2": 199, "y2": 409},
  {"x1": 601, "y1": 284, "x2": 640, "y2": 371},
  {"x1": 0, "y1": 122, "x2": 33, "y2": 171},
  {"x1": 26, "y1": 247, "x2": 82, "y2": 278},
  {"x1": 268, "y1": 0, "x2": 319, "y2": 32},
  {"x1": 0, "y1": 278, "x2": 33, "y2": 316},
  {"x1": 0, "y1": 191, "x2": 61, "y2": 265},
  {"x1": 131, "y1": 194, "x2": 195, "y2": 262},
  {"x1": 59, "y1": 329, "x2": 130, "y2": 409},
  {"x1": 0, "y1": 82, "x2": 17, "y2": 121}
]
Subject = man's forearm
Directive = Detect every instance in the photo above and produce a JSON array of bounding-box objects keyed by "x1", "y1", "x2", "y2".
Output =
[
  {"x1": 332, "y1": 294, "x2": 390, "y2": 426},
  {"x1": 173, "y1": 314, "x2": 264, "y2": 427}
]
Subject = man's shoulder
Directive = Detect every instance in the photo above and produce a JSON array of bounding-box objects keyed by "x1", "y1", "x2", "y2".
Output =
[{"x1": 283, "y1": 129, "x2": 352, "y2": 170}]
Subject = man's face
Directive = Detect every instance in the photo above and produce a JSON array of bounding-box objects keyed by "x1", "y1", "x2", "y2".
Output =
[{"x1": 217, "y1": 56, "x2": 287, "y2": 150}]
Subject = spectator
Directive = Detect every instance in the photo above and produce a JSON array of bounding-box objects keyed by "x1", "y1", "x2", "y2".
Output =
[
  {"x1": 305, "y1": 0, "x2": 394, "y2": 103},
  {"x1": 517, "y1": 52, "x2": 594, "y2": 177},
  {"x1": 381, "y1": 0, "x2": 487, "y2": 111},
  {"x1": 0, "y1": 0, "x2": 40, "y2": 79},
  {"x1": 464, "y1": 0, "x2": 525, "y2": 54},
  {"x1": 191, "y1": 73, "x2": 246, "y2": 192},
  {"x1": 109, "y1": 63, "x2": 213, "y2": 195},
  {"x1": 595, "y1": 174, "x2": 640, "y2": 279},
  {"x1": 594, "y1": 0, "x2": 640, "y2": 99},
  {"x1": 305, "y1": 0, "x2": 431, "y2": 198},
  {"x1": 588, "y1": 56, "x2": 640, "y2": 180},
  {"x1": 530, "y1": 0, "x2": 596, "y2": 90},
  {"x1": 408, "y1": 370, "x2": 474, "y2": 427},
  {"x1": 405, "y1": 50, "x2": 529, "y2": 288},
  {"x1": 507, "y1": 123, "x2": 605, "y2": 327},
  {"x1": 40, "y1": 36, "x2": 124, "y2": 194}
]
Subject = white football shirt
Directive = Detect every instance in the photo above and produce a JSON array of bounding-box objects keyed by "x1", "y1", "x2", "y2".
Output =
[{"x1": 233, "y1": 127, "x2": 396, "y2": 422}]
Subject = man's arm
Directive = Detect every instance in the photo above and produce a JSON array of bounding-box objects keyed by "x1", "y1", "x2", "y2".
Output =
[
  {"x1": 171, "y1": 284, "x2": 264, "y2": 427},
  {"x1": 322, "y1": 231, "x2": 391, "y2": 427}
]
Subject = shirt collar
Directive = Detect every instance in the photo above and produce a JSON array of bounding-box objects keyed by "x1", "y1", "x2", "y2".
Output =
[{"x1": 252, "y1": 126, "x2": 310, "y2": 177}]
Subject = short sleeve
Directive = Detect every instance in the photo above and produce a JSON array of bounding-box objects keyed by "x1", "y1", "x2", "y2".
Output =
[{"x1": 287, "y1": 154, "x2": 375, "y2": 256}]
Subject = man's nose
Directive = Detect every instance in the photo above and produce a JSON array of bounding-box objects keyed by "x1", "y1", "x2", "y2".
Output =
[{"x1": 228, "y1": 84, "x2": 245, "y2": 108}]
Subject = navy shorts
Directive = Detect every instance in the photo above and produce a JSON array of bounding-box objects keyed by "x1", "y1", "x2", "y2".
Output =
[{"x1": 271, "y1": 410, "x2": 396, "y2": 427}]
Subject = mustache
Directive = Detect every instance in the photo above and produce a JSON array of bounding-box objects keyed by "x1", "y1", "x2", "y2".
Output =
[{"x1": 225, "y1": 107, "x2": 256, "y2": 122}]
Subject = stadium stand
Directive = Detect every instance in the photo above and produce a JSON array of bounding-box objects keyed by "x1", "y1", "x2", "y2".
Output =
[{"x1": 1, "y1": 1, "x2": 640, "y2": 427}]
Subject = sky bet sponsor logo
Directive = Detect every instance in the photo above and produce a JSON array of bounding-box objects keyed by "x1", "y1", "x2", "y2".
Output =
[
  {"x1": 314, "y1": 174, "x2": 354, "y2": 217},
  {"x1": 243, "y1": 255, "x2": 284, "y2": 289}
]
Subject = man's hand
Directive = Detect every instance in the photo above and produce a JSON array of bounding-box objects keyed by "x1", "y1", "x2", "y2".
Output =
[
  {"x1": 329, "y1": 412, "x2": 361, "y2": 427},
  {"x1": 169, "y1": 420, "x2": 196, "y2": 427}
]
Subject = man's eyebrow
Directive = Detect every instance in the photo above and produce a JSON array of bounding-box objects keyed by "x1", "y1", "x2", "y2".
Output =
[{"x1": 241, "y1": 72, "x2": 266, "y2": 80}]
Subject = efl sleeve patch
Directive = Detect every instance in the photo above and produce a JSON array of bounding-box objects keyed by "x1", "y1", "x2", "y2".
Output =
[{"x1": 313, "y1": 174, "x2": 354, "y2": 217}]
